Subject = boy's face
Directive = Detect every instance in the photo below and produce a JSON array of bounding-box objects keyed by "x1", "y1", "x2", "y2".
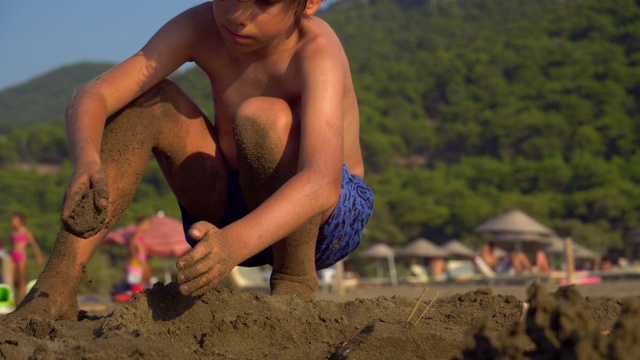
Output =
[{"x1": 213, "y1": 0, "x2": 301, "y2": 53}]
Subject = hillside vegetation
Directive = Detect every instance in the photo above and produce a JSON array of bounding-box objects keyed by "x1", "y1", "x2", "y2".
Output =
[{"x1": 1, "y1": 0, "x2": 639, "y2": 259}]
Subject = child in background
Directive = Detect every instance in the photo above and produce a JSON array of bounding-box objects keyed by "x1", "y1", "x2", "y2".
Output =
[
  {"x1": 9, "y1": 212, "x2": 44, "y2": 304},
  {"x1": 127, "y1": 215, "x2": 152, "y2": 289}
]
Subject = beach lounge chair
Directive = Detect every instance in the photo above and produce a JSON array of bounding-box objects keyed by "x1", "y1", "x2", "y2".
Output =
[
  {"x1": 472, "y1": 256, "x2": 544, "y2": 285},
  {"x1": 405, "y1": 264, "x2": 429, "y2": 285},
  {"x1": 0, "y1": 284, "x2": 15, "y2": 315},
  {"x1": 229, "y1": 266, "x2": 270, "y2": 291},
  {"x1": 446, "y1": 260, "x2": 485, "y2": 283}
]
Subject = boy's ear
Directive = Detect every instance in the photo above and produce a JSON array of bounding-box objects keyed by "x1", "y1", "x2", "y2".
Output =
[{"x1": 302, "y1": 0, "x2": 322, "y2": 16}]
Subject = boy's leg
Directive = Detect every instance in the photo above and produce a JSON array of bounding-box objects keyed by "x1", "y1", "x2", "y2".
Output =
[
  {"x1": 10, "y1": 80, "x2": 227, "y2": 320},
  {"x1": 234, "y1": 97, "x2": 320, "y2": 301}
]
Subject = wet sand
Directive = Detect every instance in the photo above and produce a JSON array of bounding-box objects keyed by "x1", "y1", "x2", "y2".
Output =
[{"x1": 1, "y1": 279, "x2": 639, "y2": 359}]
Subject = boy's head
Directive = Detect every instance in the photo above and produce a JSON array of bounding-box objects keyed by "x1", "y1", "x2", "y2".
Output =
[{"x1": 218, "y1": 0, "x2": 321, "y2": 18}]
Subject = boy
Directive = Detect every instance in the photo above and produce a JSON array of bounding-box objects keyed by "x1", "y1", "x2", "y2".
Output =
[{"x1": 10, "y1": 0, "x2": 373, "y2": 320}]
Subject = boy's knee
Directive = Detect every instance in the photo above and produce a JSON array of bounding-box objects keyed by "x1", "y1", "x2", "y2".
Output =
[{"x1": 233, "y1": 97, "x2": 295, "y2": 142}]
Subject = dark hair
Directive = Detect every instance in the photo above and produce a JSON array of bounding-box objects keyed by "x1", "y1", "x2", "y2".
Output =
[
  {"x1": 136, "y1": 215, "x2": 149, "y2": 224},
  {"x1": 11, "y1": 211, "x2": 26, "y2": 224},
  {"x1": 293, "y1": 0, "x2": 308, "y2": 14}
]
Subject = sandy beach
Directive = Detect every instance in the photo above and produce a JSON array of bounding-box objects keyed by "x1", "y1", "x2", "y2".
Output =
[{"x1": 1, "y1": 277, "x2": 639, "y2": 359}]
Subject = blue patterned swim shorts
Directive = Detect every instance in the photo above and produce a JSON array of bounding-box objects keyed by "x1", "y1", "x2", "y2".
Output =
[{"x1": 179, "y1": 164, "x2": 374, "y2": 270}]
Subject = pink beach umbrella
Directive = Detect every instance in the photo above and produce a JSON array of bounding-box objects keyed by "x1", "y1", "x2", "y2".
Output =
[{"x1": 104, "y1": 213, "x2": 191, "y2": 257}]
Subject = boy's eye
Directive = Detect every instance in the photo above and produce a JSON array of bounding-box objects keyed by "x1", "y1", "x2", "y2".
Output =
[{"x1": 256, "y1": 0, "x2": 277, "y2": 6}]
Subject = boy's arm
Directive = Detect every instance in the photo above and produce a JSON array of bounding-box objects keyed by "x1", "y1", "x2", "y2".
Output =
[
  {"x1": 177, "y1": 38, "x2": 347, "y2": 294},
  {"x1": 62, "y1": 6, "x2": 206, "y2": 234},
  {"x1": 229, "y1": 45, "x2": 346, "y2": 247},
  {"x1": 67, "y1": 9, "x2": 202, "y2": 163}
]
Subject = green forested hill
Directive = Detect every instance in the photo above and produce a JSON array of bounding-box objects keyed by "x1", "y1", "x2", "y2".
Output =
[
  {"x1": 0, "y1": 62, "x2": 114, "y2": 127},
  {"x1": 1, "y1": 0, "x2": 639, "y2": 258}
]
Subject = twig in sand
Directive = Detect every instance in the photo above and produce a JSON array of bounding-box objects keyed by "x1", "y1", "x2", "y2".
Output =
[
  {"x1": 407, "y1": 287, "x2": 429, "y2": 322},
  {"x1": 414, "y1": 292, "x2": 440, "y2": 324},
  {"x1": 520, "y1": 302, "x2": 529, "y2": 321}
]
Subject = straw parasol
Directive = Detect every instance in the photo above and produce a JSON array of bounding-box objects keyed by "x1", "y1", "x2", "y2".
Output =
[
  {"x1": 474, "y1": 209, "x2": 554, "y2": 252},
  {"x1": 359, "y1": 243, "x2": 395, "y2": 259},
  {"x1": 475, "y1": 209, "x2": 554, "y2": 235},
  {"x1": 545, "y1": 236, "x2": 598, "y2": 259},
  {"x1": 440, "y1": 240, "x2": 476, "y2": 259},
  {"x1": 395, "y1": 238, "x2": 449, "y2": 259},
  {"x1": 358, "y1": 243, "x2": 398, "y2": 286},
  {"x1": 489, "y1": 232, "x2": 552, "y2": 252}
]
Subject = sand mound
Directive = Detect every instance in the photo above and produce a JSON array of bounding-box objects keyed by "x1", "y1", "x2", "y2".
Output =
[
  {"x1": 0, "y1": 281, "x2": 638, "y2": 359},
  {"x1": 463, "y1": 282, "x2": 640, "y2": 359}
]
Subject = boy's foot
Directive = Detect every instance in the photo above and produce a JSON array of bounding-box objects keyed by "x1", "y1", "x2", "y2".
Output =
[
  {"x1": 5, "y1": 286, "x2": 78, "y2": 322},
  {"x1": 270, "y1": 272, "x2": 318, "y2": 301}
]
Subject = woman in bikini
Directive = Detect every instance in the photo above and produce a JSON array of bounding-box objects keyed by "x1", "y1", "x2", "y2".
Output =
[{"x1": 9, "y1": 212, "x2": 44, "y2": 304}]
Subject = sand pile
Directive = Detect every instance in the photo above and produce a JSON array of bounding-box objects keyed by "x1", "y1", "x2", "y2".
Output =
[
  {"x1": 463, "y1": 282, "x2": 640, "y2": 359},
  {"x1": 0, "y1": 281, "x2": 638, "y2": 359}
]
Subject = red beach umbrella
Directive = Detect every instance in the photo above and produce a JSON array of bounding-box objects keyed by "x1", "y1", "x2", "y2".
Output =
[{"x1": 104, "y1": 213, "x2": 191, "y2": 257}]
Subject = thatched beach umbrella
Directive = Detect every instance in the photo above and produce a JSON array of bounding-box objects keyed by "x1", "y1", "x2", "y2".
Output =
[
  {"x1": 545, "y1": 236, "x2": 598, "y2": 259},
  {"x1": 475, "y1": 209, "x2": 553, "y2": 235},
  {"x1": 395, "y1": 238, "x2": 449, "y2": 259},
  {"x1": 474, "y1": 209, "x2": 554, "y2": 252},
  {"x1": 359, "y1": 243, "x2": 398, "y2": 286},
  {"x1": 440, "y1": 240, "x2": 475, "y2": 259},
  {"x1": 489, "y1": 232, "x2": 552, "y2": 253}
]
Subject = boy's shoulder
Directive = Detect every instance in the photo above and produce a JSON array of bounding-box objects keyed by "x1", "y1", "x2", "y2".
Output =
[
  {"x1": 299, "y1": 17, "x2": 344, "y2": 49},
  {"x1": 290, "y1": 17, "x2": 349, "y2": 71}
]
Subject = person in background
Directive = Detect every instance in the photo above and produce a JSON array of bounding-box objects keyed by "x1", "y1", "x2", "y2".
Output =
[
  {"x1": 127, "y1": 215, "x2": 153, "y2": 290},
  {"x1": 481, "y1": 242, "x2": 532, "y2": 275},
  {"x1": 429, "y1": 257, "x2": 447, "y2": 281},
  {"x1": 481, "y1": 242, "x2": 503, "y2": 271},
  {"x1": 509, "y1": 250, "x2": 533, "y2": 275},
  {"x1": 9, "y1": 212, "x2": 44, "y2": 304},
  {"x1": 534, "y1": 249, "x2": 551, "y2": 274}
]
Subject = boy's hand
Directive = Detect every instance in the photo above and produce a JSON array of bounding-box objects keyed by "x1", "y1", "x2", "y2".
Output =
[
  {"x1": 61, "y1": 161, "x2": 110, "y2": 238},
  {"x1": 176, "y1": 221, "x2": 235, "y2": 296}
]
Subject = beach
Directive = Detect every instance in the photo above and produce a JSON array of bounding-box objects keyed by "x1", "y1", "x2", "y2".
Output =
[{"x1": 1, "y1": 278, "x2": 639, "y2": 359}]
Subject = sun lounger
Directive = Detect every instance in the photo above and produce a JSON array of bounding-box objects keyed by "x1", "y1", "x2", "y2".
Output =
[
  {"x1": 0, "y1": 284, "x2": 15, "y2": 315},
  {"x1": 405, "y1": 264, "x2": 429, "y2": 285},
  {"x1": 447, "y1": 260, "x2": 485, "y2": 283},
  {"x1": 587, "y1": 268, "x2": 640, "y2": 281},
  {"x1": 229, "y1": 266, "x2": 270, "y2": 290},
  {"x1": 472, "y1": 256, "x2": 545, "y2": 285}
]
